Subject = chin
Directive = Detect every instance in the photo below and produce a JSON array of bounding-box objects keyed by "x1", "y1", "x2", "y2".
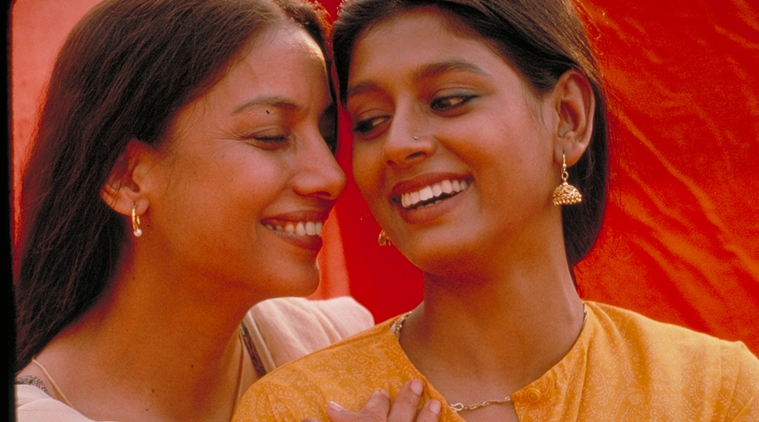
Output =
[
  {"x1": 254, "y1": 263, "x2": 321, "y2": 299},
  {"x1": 284, "y1": 267, "x2": 321, "y2": 297},
  {"x1": 402, "y1": 241, "x2": 467, "y2": 276},
  {"x1": 400, "y1": 229, "x2": 491, "y2": 278}
]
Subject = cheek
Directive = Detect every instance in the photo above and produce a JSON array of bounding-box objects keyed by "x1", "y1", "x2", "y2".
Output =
[
  {"x1": 185, "y1": 152, "x2": 287, "y2": 219},
  {"x1": 351, "y1": 143, "x2": 381, "y2": 197}
]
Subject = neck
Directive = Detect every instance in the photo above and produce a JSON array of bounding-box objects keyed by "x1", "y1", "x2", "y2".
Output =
[
  {"x1": 400, "y1": 248, "x2": 585, "y2": 402},
  {"x1": 33, "y1": 251, "x2": 260, "y2": 422}
]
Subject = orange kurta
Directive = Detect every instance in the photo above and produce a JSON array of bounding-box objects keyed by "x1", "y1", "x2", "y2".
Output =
[{"x1": 234, "y1": 302, "x2": 759, "y2": 421}]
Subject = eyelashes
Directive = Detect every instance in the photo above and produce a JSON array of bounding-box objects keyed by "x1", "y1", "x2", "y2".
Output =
[
  {"x1": 235, "y1": 129, "x2": 289, "y2": 144},
  {"x1": 351, "y1": 93, "x2": 477, "y2": 136},
  {"x1": 430, "y1": 94, "x2": 475, "y2": 111},
  {"x1": 352, "y1": 116, "x2": 390, "y2": 135},
  {"x1": 252, "y1": 135, "x2": 288, "y2": 143}
]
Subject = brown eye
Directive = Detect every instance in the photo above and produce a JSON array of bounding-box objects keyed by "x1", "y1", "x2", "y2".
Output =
[
  {"x1": 430, "y1": 94, "x2": 475, "y2": 111},
  {"x1": 352, "y1": 116, "x2": 389, "y2": 135}
]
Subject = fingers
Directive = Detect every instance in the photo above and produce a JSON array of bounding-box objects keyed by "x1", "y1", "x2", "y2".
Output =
[
  {"x1": 386, "y1": 380, "x2": 424, "y2": 421},
  {"x1": 386, "y1": 379, "x2": 440, "y2": 422},
  {"x1": 322, "y1": 379, "x2": 442, "y2": 422},
  {"x1": 326, "y1": 389, "x2": 390, "y2": 422},
  {"x1": 414, "y1": 399, "x2": 442, "y2": 422}
]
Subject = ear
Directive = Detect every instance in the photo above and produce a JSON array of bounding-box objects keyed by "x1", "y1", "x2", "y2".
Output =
[
  {"x1": 551, "y1": 69, "x2": 595, "y2": 166},
  {"x1": 100, "y1": 139, "x2": 157, "y2": 217}
]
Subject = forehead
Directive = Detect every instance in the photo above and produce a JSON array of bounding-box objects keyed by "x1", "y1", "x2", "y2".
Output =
[
  {"x1": 246, "y1": 22, "x2": 325, "y2": 66},
  {"x1": 348, "y1": 7, "x2": 508, "y2": 85},
  {"x1": 161, "y1": 22, "x2": 331, "y2": 146},
  {"x1": 199, "y1": 22, "x2": 329, "y2": 110},
  {"x1": 350, "y1": 6, "x2": 500, "y2": 71}
]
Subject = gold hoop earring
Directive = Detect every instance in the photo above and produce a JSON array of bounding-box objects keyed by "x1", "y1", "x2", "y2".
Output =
[
  {"x1": 131, "y1": 205, "x2": 143, "y2": 237},
  {"x1": 378, "y1": 229, "x2": 392, "y2": 246},
  {"x1": 552, "y1": 153, "x2": 582, "y2": 206}
]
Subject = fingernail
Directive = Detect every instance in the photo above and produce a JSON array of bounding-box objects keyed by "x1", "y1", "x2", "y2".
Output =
[
  {"x1": 328, "y1": 401, "x2": 346, "y2": 412},
  {"x1": 410, "y1": 379, "x2": 423, "y2": 395},
  {"x1": 429, "y1": 400, "x2": 441, "y2": 415}
]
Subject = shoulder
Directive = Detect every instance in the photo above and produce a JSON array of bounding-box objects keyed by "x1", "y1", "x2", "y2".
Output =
[
  {"x1": 233, "y1": 319, "x2": 405, "y2": 422},
  {"x1": 587, "y1": 302, "x2": 759, "y2": 418},
  {"x1": 248, "y1": 296, "x2": 374, "y2": 337},
  {"x1": 589, "y1": 301, "x2": 756, "y2": 360},
  {"x1": 15, "y1": 384, "x2": 98, "y2": 422},
  {"x1": 254, "y1": 318, "x2": 395, "y2": 383},
  {"x1": 242, "y1": 296, "x2": 374, "y2": 371}
]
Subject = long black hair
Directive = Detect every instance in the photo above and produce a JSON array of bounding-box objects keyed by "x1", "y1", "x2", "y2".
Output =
[{"x1": 15, "y1": 0, "x2": 331, "y2": 372}]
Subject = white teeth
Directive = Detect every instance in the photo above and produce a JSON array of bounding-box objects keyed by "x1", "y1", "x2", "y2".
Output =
[
  {"x1": 266, "y1": 221, "x2": 324, "y2": 237},
  {"x1": 410, "y1": 191, "x2": 420, "y2": 206},
  {"x1": 400, "y1": 179, "x2": 469, "y2": 210},
  {"x1": 441, "y1": 180, "x2": 453, "y2": 194},
  {"x1": 419, "y1": 186, "x2": 433, "y2": 201}
]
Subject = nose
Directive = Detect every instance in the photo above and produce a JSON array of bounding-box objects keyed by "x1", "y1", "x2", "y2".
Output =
[
  {"x1": 292, "y1": 132, "x2": 346, "y2": 201},
  {"x1": 383, "y1": 108, "x2": 435, "y2": 167}
]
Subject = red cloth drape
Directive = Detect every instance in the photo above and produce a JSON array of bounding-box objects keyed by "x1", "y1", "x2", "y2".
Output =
[{"x1": 12, "y1": 0, "x2": 758, "y2": 354}]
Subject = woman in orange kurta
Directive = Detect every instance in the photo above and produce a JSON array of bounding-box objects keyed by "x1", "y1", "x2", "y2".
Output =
[{"x1": 234, "y1": 0, "x2": 759, "y2": 421}]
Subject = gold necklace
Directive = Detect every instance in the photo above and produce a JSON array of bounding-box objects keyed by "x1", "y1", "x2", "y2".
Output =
[
  {"x1": 391, "y1": 303, "x2": 588, "y2": 413},
  {"x1": 31, "y1": 357, "x2": 74, "y2": 407},
  {"x1": 449, "y1": 396, "x2": 512, "y2": 412}
]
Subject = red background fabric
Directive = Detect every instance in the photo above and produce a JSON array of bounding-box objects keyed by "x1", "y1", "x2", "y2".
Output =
[{"x1": 11, "y1": 0, "x2": 758, "y2": 354}]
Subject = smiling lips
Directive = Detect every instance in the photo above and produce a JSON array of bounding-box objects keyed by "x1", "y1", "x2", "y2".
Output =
[
  {"x1": 400, "y1": 179, "x2": 469, "y2": 210},
  {"x1": 259, "y1": 180, "x2": 469, "y2": 234},
  {"x1": 264, "y1": 221, "x2": 324, "y2": 236},
  {"x1": 259, "y1": 180, "x2": 469, "y2": 235}
]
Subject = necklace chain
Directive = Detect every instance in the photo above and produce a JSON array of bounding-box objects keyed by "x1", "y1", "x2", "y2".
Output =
[
  {"x1": 449, "y1": 396, "x2": 512, "y2": 412},
  {"x1": 392, "y1": 302, "x2": 588, "y2": 413}
]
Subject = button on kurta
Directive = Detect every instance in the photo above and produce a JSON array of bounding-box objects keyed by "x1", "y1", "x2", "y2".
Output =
[{"x1": 525, "y1": 387, "x2": 542, "y2": 403}]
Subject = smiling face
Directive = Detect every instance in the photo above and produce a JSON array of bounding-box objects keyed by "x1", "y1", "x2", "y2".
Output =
[
  {"x1": 143, "y1": 22, "x2": 345, "y2": 298},
  {"x1": 347, "y1": 8, "x2": 565, "y2": 276}
]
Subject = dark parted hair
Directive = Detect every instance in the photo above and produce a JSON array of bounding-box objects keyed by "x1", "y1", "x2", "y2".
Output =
[
  {"x1": 333, "y1": 0, "x2": 609, "y2": 268},
  {"x1": 15, "y1": 0, "x2": 331, "y2": 372}
]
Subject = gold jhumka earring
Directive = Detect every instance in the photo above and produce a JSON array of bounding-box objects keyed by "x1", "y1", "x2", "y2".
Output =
[{"x1": 552, "y1": 153, "x2": 582, "y2": 206}]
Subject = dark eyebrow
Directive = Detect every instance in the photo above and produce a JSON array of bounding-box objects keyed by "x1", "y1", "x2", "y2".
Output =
[
  {"x1": 346, "y1": 60, "x2": 489, "y2": 101},
  {"x1": 412, "y1": 60, "x2": 489, "y2": 84},
  {"x1": 233, "y1": 96, "x2": 299, "y2": 115},
  {"x1": 345, "y1": 81, "x2": 381, "y2": 101}
]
